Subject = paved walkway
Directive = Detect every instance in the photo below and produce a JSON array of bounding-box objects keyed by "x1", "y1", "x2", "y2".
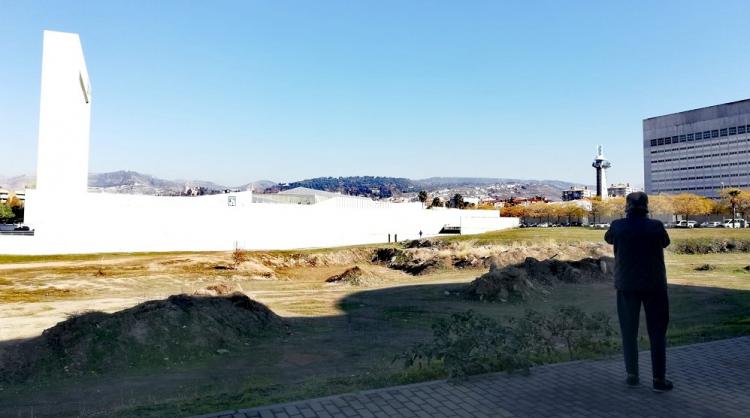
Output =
[{"x1": 195, "y1": 336, "x2": 750, "y2": 418}]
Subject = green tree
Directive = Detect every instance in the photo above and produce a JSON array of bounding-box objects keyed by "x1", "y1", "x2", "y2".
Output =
[
  {"x1": 418, "y1": 190, "x2": 428, "y2": 207},
  {"x1": 452, "y1": 194, "x2": 465, "y2": 209},
  {"x1": 430, "y1": 196, "x2": 443, "y2": 208},
  {"x1": 0, "y1": 204, "x2": 14, "y2": 222},
  {"x1": 719, "y1": 188, "x2": 748, "y2": 227}
]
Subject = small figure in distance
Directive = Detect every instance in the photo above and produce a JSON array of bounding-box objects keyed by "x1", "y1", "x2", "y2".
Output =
[
  {"x1": 419, "y1": 230, "x2": 423, "y2": 239},
  {"x1": 605, "y1": 192, "x2": 674, "y2": 392}
]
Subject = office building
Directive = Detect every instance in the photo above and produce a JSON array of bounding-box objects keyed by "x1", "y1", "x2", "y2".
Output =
[{"x1": 644, "y1": 99, "x2": 750, "y2": 198}]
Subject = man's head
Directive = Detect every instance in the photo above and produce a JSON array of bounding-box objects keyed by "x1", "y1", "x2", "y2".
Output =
[{"x1": 625, "y1": 191, "x2": 649, "y2": 215}]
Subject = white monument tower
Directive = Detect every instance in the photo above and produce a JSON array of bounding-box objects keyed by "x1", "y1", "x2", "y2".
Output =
[
  {"x1": 592, "y1": 145, "x2": 611, "y2": 200},
  {"x1": 24, "y1": 30, "x2": 92, "y2": 230}
]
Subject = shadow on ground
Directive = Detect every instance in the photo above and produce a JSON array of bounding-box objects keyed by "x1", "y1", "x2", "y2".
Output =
[{"x1": 1, "y1": 281, "x2": 749, "y2": 417}]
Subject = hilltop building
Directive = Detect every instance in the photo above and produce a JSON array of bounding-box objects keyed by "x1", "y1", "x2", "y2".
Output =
[
  {"x1": 0, "y1": 31, "x2": 516, "y2": 255},
  {"x1": 644, "y1": 99, "x2": 750, "y2": 198}
]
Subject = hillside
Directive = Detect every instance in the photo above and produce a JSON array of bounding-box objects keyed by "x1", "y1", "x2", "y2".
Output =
[
  {"x1": 268, "y1": 176, "x2": 417, "y2": 198},
  {"x1": 2, "y1": 172, "x2": 588, "y2": 201}
]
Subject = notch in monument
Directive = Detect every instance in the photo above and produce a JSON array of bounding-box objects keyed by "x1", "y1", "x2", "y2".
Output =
[{"x1": 79, "y1": 71, "x2": 91, "y2": 103}]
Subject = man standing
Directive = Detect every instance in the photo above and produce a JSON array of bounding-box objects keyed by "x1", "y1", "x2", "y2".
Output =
[{"x1": 604, "y1": 192, "x2": 673, "y2": 392}]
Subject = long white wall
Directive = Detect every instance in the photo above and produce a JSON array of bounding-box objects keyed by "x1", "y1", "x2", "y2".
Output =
[{"x1": 1, "y1": 191, "x2": 518, "y2": 255}]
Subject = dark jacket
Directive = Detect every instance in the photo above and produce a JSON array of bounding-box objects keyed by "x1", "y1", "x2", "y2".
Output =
[{"x1": 604, "y1": 214, "x2": 670, "y2": 291}]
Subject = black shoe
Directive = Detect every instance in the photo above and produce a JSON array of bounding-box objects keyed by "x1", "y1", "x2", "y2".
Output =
[
  {"x1": 652, "y1": 378, "x2": 674, "y2": 392},
  {"x1": 626, "y1": 374, "x2": 640, "y2": 387}
]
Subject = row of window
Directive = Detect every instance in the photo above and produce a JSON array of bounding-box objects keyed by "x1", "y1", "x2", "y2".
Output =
[
  {"x1": 649, "y1": 124, "x2": 750, "y2": 147},
  {"x1": 653, "y1": 184, "x2": 750, "y2": 193},
  {"x1": 652, "y1": 148, "x2": 750, "y2": 164},
  {"x1": 650, "y1": 138, "x2": 750, "y2": 154},
  {"x1": 653, "y1": 172, "x2": 750, "y2": 183},
  {"x1": 652, "y1": 160, "x2": 750, "y2": 173}
]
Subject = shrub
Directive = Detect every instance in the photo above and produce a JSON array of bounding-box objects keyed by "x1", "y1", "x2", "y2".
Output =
[
  {"x1": 671, "y1": 238, "x2": 750, "y2": 254},
  {"x1": 397, "y1": 307, "x2": 617, "y2": 379},
  {"x1": 232, "y1": 247, "x2": 248, "y2": 268}
]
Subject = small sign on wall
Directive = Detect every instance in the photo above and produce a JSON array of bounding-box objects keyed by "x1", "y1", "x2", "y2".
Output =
[{"x1": 228, "y1": 196, "x2": 236, "y2": 207}]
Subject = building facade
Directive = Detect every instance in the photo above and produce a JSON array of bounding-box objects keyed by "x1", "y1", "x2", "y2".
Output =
[
  {"x1": 607, "y1": 183, "x2": 636, "y2": 198},
  {"x1": 562, "y1": 186, "x2": 593, "y2": 201},
  {"x1": 644, "y1": 99, "x2": 750, "y2": 198}
]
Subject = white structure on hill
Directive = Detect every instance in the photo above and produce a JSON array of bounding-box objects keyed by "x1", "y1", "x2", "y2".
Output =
[{"x1": 0, "y1": 31, "x2": 517, "y2": 255}]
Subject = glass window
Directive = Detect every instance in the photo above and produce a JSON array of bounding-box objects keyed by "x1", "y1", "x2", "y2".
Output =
[
  {"x1": 729, "y1": 127, "x2": 737, "y2": 135},
  {"x1": 704, "y1": 131, "x2": 711, "y2": 138},
  {"x1": 720, "y1": 128, "x2": 728, "y2": 136},
  {"x1": 687, "y1": 133, "x2": 694, "y2": 141},
  {"x1": 679, "y1": 134, "x2": 686, "y2": 142},
  {"x1": 657, "y1": 138, "x2": 664, "y2": 145},
  {"x1": 711, "y1": 130, "x2": 719, "y2": 138},
  {"x1": 672, "y1": 136, "x2": 678, "y2": 142},
  {"x1": 650, "y1": 139, "x2": 657, "y2": 146},
  {"x1": 665, "y1": 137, "x2": 672, "y2": 144},
  {"x1": 739, "y1": 126, "x2": 746, "y2": 134}
]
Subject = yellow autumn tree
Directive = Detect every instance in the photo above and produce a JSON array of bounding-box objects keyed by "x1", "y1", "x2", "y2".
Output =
[{"x1": 670, "y1": 193, "x2": 713, "y2": 222}]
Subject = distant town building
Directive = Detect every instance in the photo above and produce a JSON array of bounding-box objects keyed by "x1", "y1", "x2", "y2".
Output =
[
  {"x1": 562, "y1": 186, "x2": 593, "y2": 201},
  {"x1": 504, "y1": 196, "x2": 550, "y2": 206},
  {"x1": 0, "y1": 189, "x2": 25, "y2": 204},
  {"x1": 607, "y1": 183, "x2": 637, "y2": 198},
  {"x1": 463, "y1": 197, "x2": 480, "y2": 206},
  {"x1": 644, "y1": 99, "x2": 750, "y2": 198}
]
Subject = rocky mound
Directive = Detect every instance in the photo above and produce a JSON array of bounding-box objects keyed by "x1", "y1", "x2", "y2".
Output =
[
  {"x1": 465, "y1": 256, "x2": 614, "y2": 302},
  {"x1": 0, "y1": 293, "x2": 286, "y2": 383}
]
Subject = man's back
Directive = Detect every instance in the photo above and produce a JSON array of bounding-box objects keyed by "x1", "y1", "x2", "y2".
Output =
[{"x1": 605, "y1": 216, "x2": 670, "y2": 291}]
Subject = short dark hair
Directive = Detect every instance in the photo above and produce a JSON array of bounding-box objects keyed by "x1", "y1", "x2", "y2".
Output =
[{"x1": 625, "y1": 191, "x2": 649, "y2": 214}]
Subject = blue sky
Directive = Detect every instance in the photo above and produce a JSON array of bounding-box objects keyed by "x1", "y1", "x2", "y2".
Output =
[{"x1": 2, "y1": 1, "x2": 750, "y2": 187}]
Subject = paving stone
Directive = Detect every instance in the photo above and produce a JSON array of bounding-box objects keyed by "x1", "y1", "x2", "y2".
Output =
[{"x1": 193, "y1": 337, "x2": 750, "y2": 418}]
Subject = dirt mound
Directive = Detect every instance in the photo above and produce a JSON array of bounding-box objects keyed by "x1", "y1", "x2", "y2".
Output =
[
  {"x1": 694, "y1": 264, "x2": 714, "y2": 271},
  {"x1": 371, "y1": 247, "x2": 448, "y2": 275},
  {"x1": 235, "y1": 260, "x2": 276, "y2": 279},
  {"x1": 465, "y1": 256, "x2": 614, "y2": 302},
  {"x1": 193, "y1": 283, "x2": 243, "y2": 296},
  {"x1": 404, "y1": 239, "x2": 443, "y2": 249},
  {"x1": 373, "y1": 241, "x2": 612, "y2": 276},
  {"x1": 325, "y1": 266, "x2": 379, "y2": 286},
  {"x1": 0, "y1": 294, "x2": 286, "y2": 383}
]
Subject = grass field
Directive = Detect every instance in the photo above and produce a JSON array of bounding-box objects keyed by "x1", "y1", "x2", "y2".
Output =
[{"x1": 1, "y1": 227, "x2": 749, "y2": 417}]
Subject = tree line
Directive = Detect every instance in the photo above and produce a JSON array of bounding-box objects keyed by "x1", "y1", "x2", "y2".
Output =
[{"x1": 499, "y1": 189, "x2": 750, "y2": 224}]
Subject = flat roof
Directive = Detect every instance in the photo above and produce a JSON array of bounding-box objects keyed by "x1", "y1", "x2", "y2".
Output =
[
  {"x1": 643, "y1": 98, "x2": 750, "y2": 131},
  {"x1": 644, "y1": 98, "x2": 750, "y2": 123}
]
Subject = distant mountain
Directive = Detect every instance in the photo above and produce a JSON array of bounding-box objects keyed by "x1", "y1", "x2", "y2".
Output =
[
  {"x1": 268, "y1": 176, "x2": 417, "y2": 198},
  {"x1": 1, "y1": 171, "x2": 275, "y2": 196},
  {"x1": 0, "y1": 175, "x2": 34, "y2": 190},
  {"x1": 268, "y1": 176, "x2": 590, "y2": 201},
  {"x1": 2, "y1": 171, "x2": 589, "y2": 201},
  {"x1": 414, "y1": 177, "x2": 589, "y2": 201}
]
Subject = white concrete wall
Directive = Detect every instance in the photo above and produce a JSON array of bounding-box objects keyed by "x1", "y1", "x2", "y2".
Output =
[{"x1": 0, "y1": 191, "x2": 518, "y2": 255}]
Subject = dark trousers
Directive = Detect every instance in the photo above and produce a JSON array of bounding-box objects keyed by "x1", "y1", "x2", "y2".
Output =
[{"x1": 616, "y1": 288, "x2": 669, "y2": 379}]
